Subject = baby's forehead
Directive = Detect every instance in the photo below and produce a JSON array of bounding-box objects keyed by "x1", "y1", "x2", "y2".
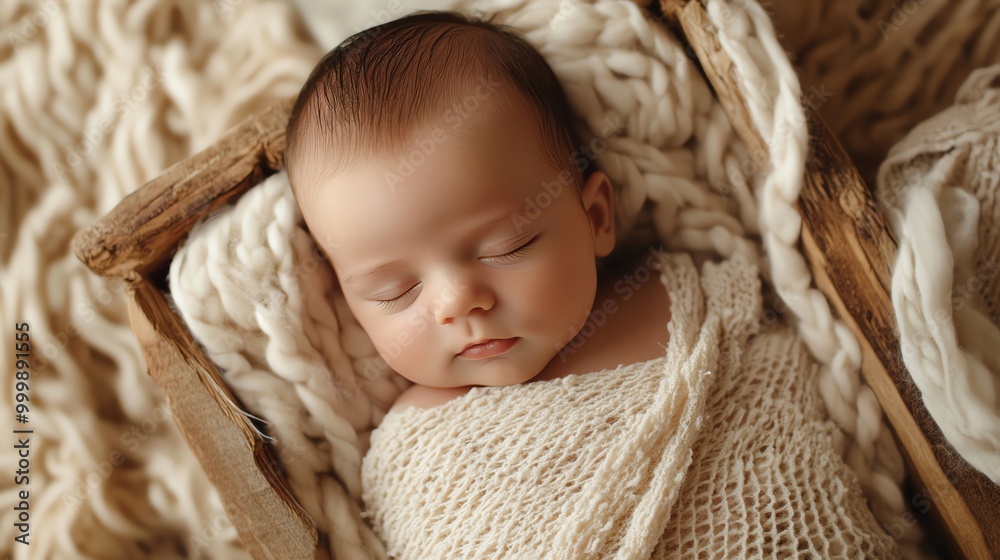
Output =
[{"x1": 310, "y1": 141, "x2": 568, "y2": 255}]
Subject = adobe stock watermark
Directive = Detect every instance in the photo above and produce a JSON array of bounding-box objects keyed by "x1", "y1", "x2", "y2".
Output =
[
  {"x1": 293, "y1": 235, "x2": 394, "y2": 400},
  {"x1": 384, "y1": 74, "x2": 505, "y2": 193},
  {"x1": 878, "y1": 0, "x2": 929, "y2": 41},
  {"x1": 322, "y1": 352, "x2": 391, "y2": 403},
  {"x1": 351, "y1": 0, "x2": 406, "y2": 35},
  {"x1": 898, "y1": 256, "x2": 1000, "y2": 363},
  {"x1": 213, "y1": 0, "x2": 241, "y2": 21},
  {"x1": 187, "y1": 511, "x2": 236, "y2": 558},
  {"x1": 879, "y1": 446, "x2": 967, "y2": 542},
  {"x1": 6, "y1": 0, "x2": 67, "y2": 52},
  {"x1": 198, "y1": 228, "x2": 390, "y2": 403},
  {"x1": 548, "y1": 0, "x2": 582, "y2": 25},
  {"x1": 61, "y1": 401, "x2": 175, "y2": 513},
  {"x1": 33, "y1": 276, "x2": 131, "y2": 372},
  {"x1": 874, "y1": 125, "x2": 979, "y2": 213},
  {"x1": 711, "y1": 79, "x2": 832, "y2": 198},
  {"x1": 555, "y1": 244, "x2": 670, "y2": 363},
  {"x1": 376, "y1": 274, "x2": 470, "y2": 361},
  {"x1": 510, "y1": 113, "x2": 626, "y2": 233},
  {"x1": 186, "y1": 431, "x2": 319, "y2": 555},
  {"x1": 213, "y1": 236, "x2": 340, "y2": 353},
  {"x1": 51, "y1": 64, "x2": 168, "y2": 180}
]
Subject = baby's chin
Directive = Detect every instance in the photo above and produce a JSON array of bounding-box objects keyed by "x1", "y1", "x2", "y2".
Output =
[{"x1": 399, "y1": 352, "x2": 551, "y2": 389}]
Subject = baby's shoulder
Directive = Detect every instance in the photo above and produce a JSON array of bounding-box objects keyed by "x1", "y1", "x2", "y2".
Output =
[{"x1": 390, "y1": 384, "x2": 474, "y2": 412}]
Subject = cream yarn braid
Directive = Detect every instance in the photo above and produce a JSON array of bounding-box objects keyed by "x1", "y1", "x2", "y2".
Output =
[
  {"x1": 0, "y1": 0, "x2": 321, "y2": 558},
  {"x1": 683, "y1": 1, "x2": 924, "y2": 556},
  {"x1": 168, "y1": 175, "x2": 401, "y2": 560}
]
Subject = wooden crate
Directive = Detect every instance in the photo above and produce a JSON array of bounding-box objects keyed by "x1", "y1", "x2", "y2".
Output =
[{"x1": 70, "y1": 1, "x2": 1000, "y2": 558}]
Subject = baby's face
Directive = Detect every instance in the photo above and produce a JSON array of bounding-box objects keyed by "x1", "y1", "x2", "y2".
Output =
[{"x1": 300, "y1": 102, "x2": 614, "y2": 389}]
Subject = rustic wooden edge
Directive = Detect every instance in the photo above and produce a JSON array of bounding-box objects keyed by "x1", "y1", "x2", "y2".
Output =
[
  {"x1": 661, "y1": 0, "x2": 999, "y2": 557},
  {"x1": 69, "y1": 93, "x2": 314, "y2": 559},
  {"x1": 127, "y1": 281, "x2": 318, "y2": 559},
  {"x1": 797, "y1": 115, "x2": 1000, "y2": 558},
  {"x1": 70, "y1": 98, "x2": 293, "y2": 281}
]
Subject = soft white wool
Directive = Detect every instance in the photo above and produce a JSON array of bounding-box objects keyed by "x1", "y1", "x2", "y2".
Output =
[
  {"x1": 361, "y1": 252, "x2": 900, "y2": 559},
  {"x1": 876, "y1": 64, "x2": 1000, "y2": 483}
]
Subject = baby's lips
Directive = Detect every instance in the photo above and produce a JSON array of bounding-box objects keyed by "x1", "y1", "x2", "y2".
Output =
[
  {"x1": 457, "y1": 337, "x2": 520, "y2": 359},
  {"x1": 458, "y1": 336, "x2": 507, "y2": 354}
]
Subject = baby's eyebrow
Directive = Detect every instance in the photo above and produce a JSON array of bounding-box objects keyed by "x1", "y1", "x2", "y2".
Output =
[
  {"x1": 343, "y1": 213, "x2": 526, "y2": 286},
  {"x1": 344, "y1": 261, "x2": 404, "y2": 286}
]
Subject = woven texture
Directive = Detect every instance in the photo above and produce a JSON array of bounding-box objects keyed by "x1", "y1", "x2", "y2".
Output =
[
  {"x1": 361, "y1": 252, "x2": 898, "y2": 559},
  {"x1": 768, "y1": 0, "x2": 1000, "y2": 186}
]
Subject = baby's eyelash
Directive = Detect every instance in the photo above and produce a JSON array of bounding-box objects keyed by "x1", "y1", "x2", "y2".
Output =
[
  {"x1": 373, "y1": 285, "x2": 419, "y2": 310},
  {"x1": 371, "y1": 235, "x2": 540, "y2": 310},
  {"x1": 483, "y1": 235, "x2": 539, "y2": 265}
]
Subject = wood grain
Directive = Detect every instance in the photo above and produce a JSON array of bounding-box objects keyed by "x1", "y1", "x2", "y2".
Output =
[{"x1": 661, "y1": 0, "x2": 1000, "y2": 558}]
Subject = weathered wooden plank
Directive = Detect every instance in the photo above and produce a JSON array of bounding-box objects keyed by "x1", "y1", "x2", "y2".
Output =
[
  {"x1": 126, "y1": 281, "x2": 317, "y2": 559},
  {"x1": 797, "y1": 113, "x2": 999, "y2": 559}
]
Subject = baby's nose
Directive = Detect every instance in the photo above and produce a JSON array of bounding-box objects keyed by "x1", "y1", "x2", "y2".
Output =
[{"x1": 432, "y1": 275, "x2": 494, "y2": 325}]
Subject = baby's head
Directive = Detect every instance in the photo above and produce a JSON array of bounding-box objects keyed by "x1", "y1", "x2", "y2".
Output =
[{"x1": 285, "y1": 10, "x2": 616, "y2": 389}]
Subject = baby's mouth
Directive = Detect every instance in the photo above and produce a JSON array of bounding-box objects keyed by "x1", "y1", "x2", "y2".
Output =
[{"x1": 457, "y1": 337, "x2": 520, "y2": 359}]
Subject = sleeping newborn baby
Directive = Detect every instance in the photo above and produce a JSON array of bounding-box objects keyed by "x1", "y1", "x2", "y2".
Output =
[
  {"x1": 283, "y1": 9, "x2": 899, "y2": 560},
  {"x1": 284, "y1": 10, "x2": 673, "y2": 412}
]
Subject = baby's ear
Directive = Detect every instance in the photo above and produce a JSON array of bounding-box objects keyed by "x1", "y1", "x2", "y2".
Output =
[{"x1": 581, "y1": 171, "x2": 615, "y2": 257}]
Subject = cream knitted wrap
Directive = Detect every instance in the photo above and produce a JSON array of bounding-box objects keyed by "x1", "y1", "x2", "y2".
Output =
[{"x1": 360, "y1": 252, "x2": 899, "y2": 559}]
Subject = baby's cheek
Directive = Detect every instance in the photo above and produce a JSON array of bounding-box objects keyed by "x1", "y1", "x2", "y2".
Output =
[
  {"x1": 355, "y1": 316, "x2": 399, "y2": 360},
  {"x1": 369, "y1": 313, "x2": 439, "y2": 380},
  {"x1": 404, "y1": 306, "x2": 434, "y2": 336},
  {"x1": 550, "y1": 252, "x2": 598, "y2": 329},
  {"x1": 523, "y1": 262, "x2": 590, "y2": 331}
]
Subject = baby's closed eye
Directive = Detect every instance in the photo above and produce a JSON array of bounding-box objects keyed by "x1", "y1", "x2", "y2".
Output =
[
  {"x1": 373, "y1": 285, "x2": 421, "y2": 310},
  {"x1": 480, "y1": 233, "x2": 540, "y2": 264}
]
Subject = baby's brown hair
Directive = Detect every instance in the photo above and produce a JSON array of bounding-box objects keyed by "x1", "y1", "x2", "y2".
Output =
[{"x1": 284, "y1": 10, "x2": 592, "y2": 199}]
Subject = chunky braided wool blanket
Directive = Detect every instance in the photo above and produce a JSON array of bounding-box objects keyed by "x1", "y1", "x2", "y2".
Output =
[
  {"x1": 4, "y1": 0, "x2": 999, "y2": 557},
  {"x1": 361, "y1": 252, "x2": 899, "y2": 559}
]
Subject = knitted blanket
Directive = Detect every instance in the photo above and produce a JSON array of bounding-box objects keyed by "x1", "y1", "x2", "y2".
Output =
[{"x1": 360, "y1": 252, "x2": 898, "y2": 559}]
